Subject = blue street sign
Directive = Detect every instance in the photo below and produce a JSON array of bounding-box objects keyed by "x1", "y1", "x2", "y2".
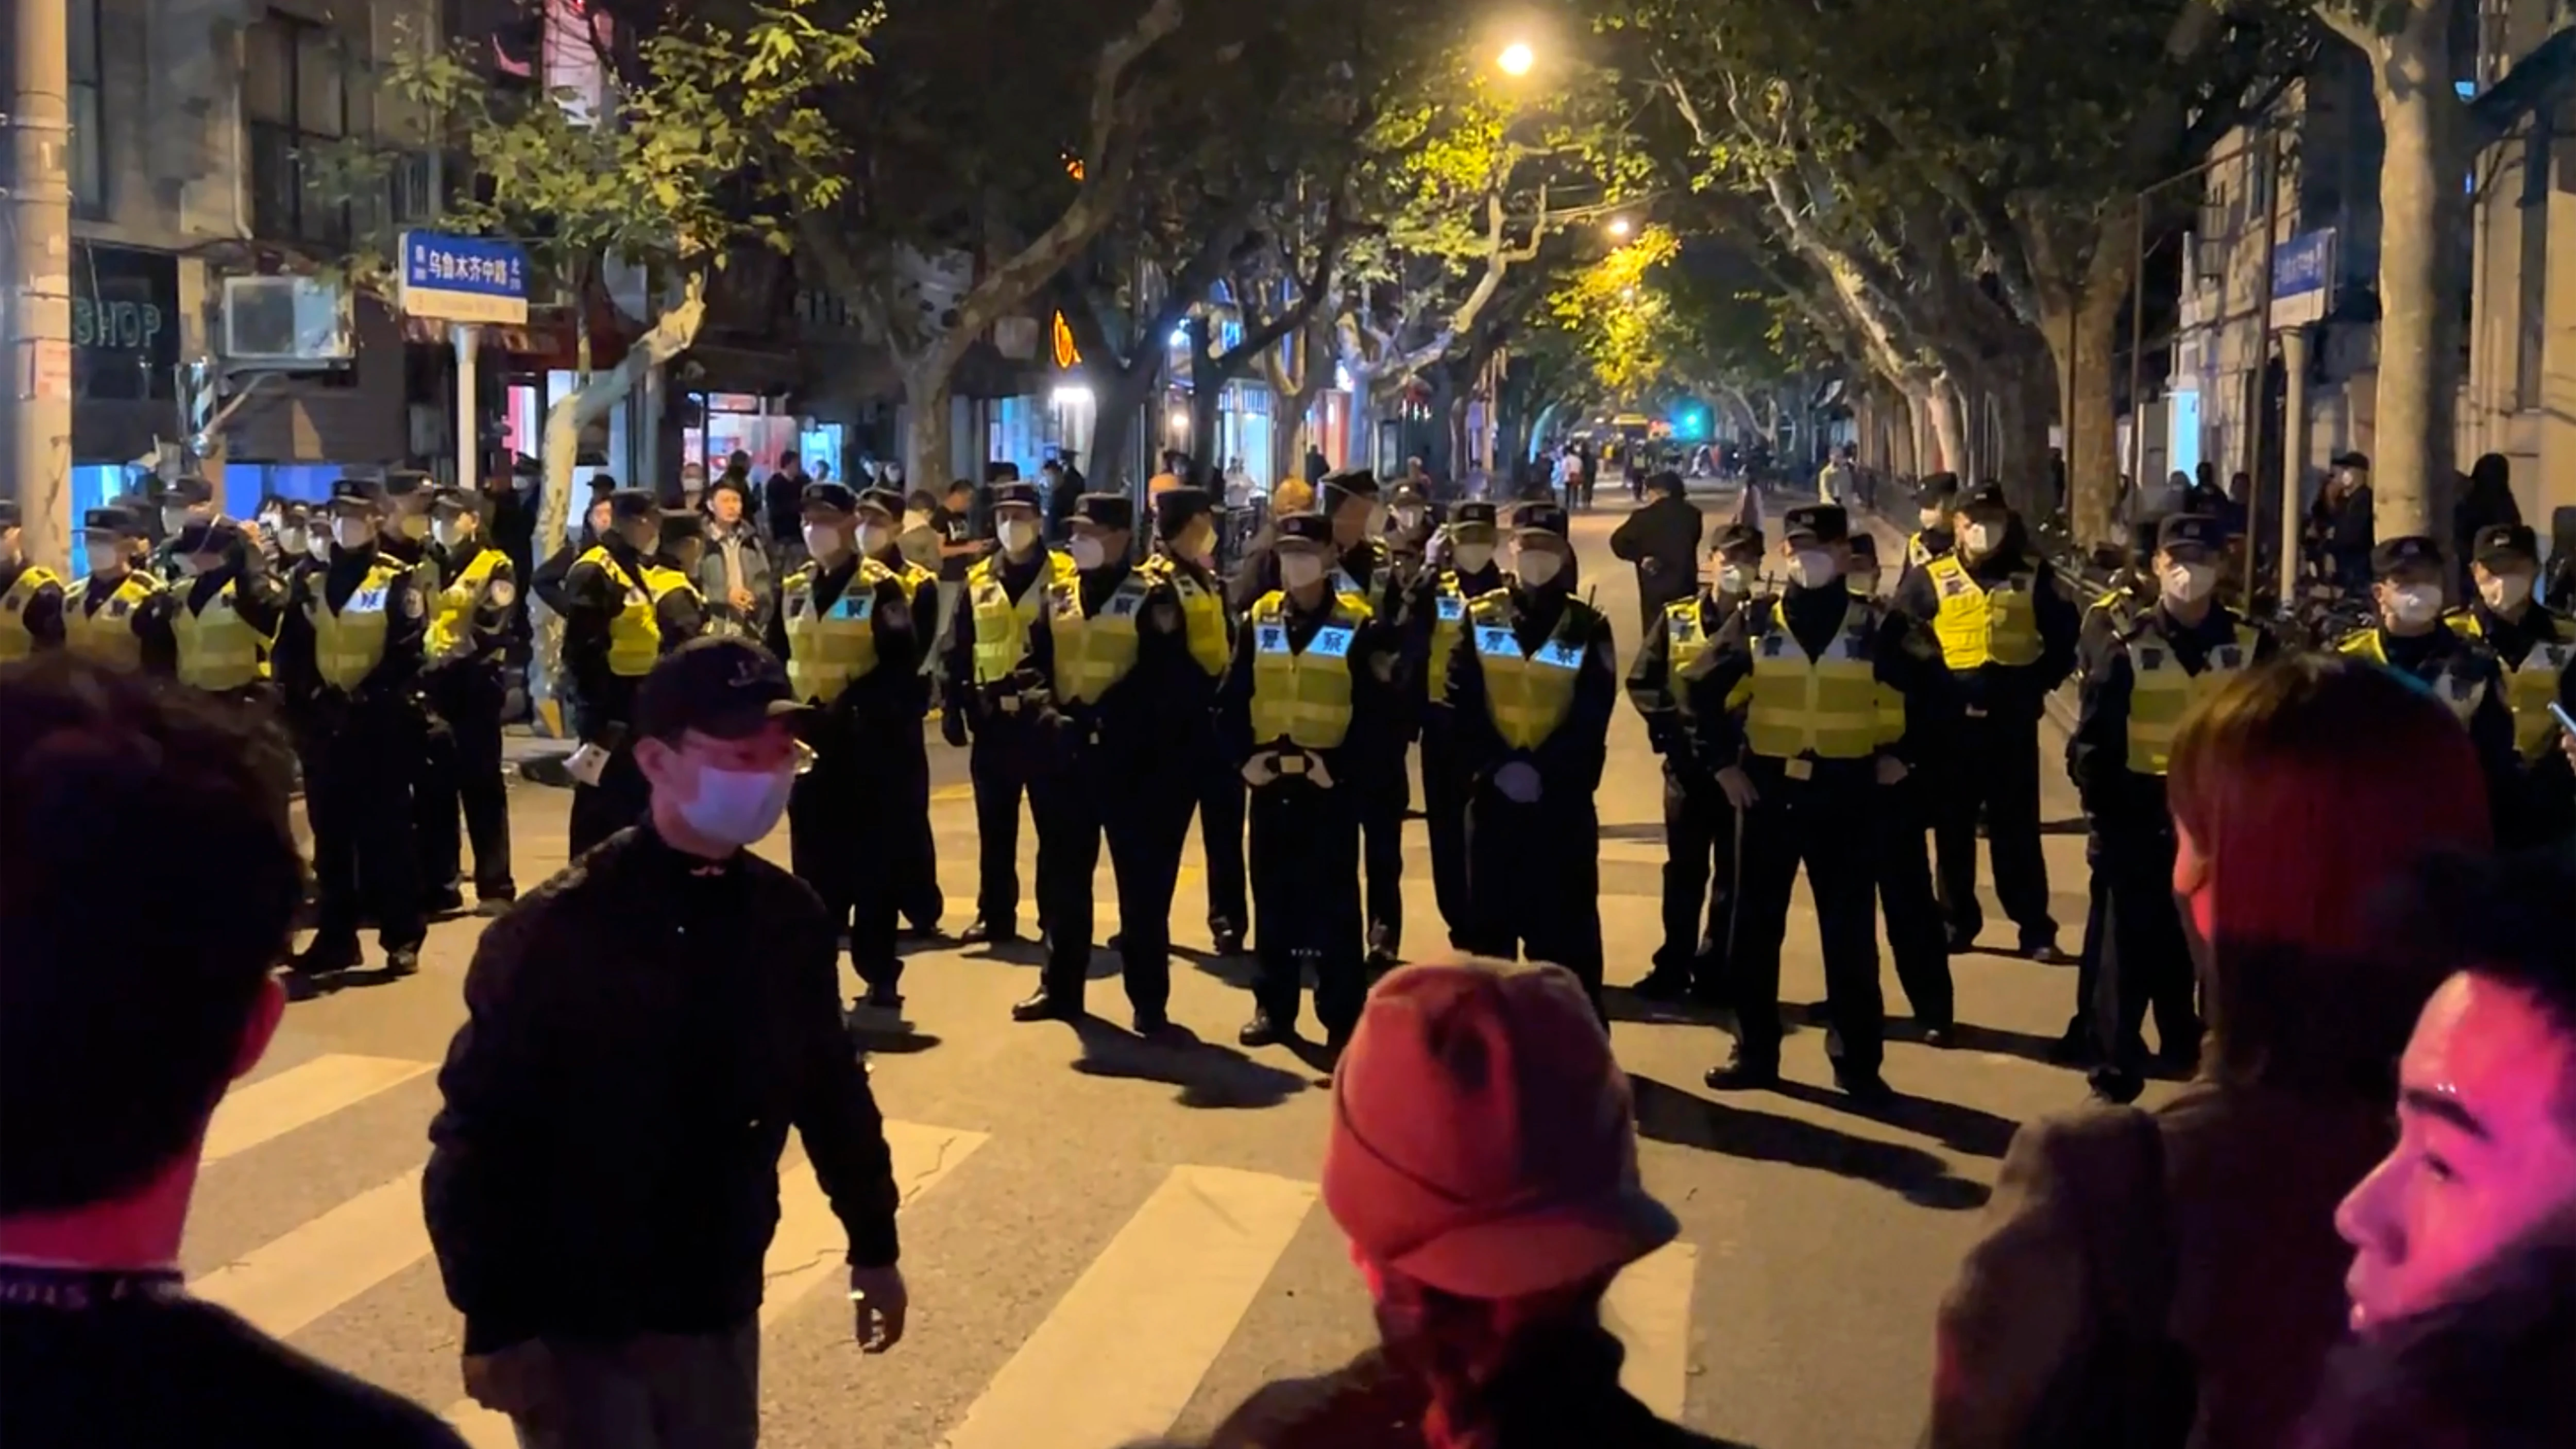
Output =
[
  {"x1": 2270, "y1": 228, "x2": 2335, "y2": 327},
  {"x1": 397, "y1": 231, "x2": 530, "y2": 326}
]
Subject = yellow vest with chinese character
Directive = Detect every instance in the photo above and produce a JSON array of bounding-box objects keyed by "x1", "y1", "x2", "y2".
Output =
[
  {"x1": 2338, "y1": 628, "x2": 2490, "y2": 725},
  {"x1": 782, "y1": 558, "x2": 898, "y2": 706},
  {"x1": 2123, "y1": 620, "x2": 2261, "y2": 776},
  {"x1": 1742, "y1": 598, "x2": 1901, "y2": 761},
  {"x1": 575, "y1": 545, "x2": 661, "y2": 678},
  {"x1": 2447, "y1": 608, "x2": 2574, "y2": 760},
  {"x1": 0, "y1": 565, "x2": 63, "y2": 662},
  {"x1": 1660, "y1": 598, "x2": 1715, "y2": 689},
  {"x1": 1248, "y1": 591, "x2": 1368, "y2": 749},
  {"x1": 170, "y1": 577, "x2": 267, "y2": 691},
  {"x1": 428, "y1": 548, "x2": 510, "y2": 658},
  {"x1": 63, "y1": 570, "x2": 164, "y2": 671},
  {"x1": 1049, "y1": 570, "x2": 1153, "y2": 706},
  {"x1": 1467, "y1": 592, "x2": 1599, "y2": 752},
  {"x1": 967, "y1": 551, "x2": 1078, "y2": 686},
  {"x1": 310, "y1": 556, "x2": 412, "y2": 691},
  {"x1": 1143, "y1": 556, "x2": 1231, "y2": 676},
  {"x1": 1925, "y1": 555, "x2": 2044, "y2": 670}
]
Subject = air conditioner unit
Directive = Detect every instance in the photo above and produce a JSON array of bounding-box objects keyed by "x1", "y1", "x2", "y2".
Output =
[{"x1": 221, "y1": 276, "x2": 355, "y2": 366}]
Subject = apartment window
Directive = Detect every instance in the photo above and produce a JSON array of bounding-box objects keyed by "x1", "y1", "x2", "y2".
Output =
[
  {"x1": 67, "y1": 0, "x2": 105, "y2": 215},
  {"x1": 244, "y1": 13, "x2": 350, "y2": 246}
]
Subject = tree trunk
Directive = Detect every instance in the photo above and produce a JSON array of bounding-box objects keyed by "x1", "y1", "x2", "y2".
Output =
[
  {"x1": 2047, "y1": 279, "x2": 2128, "y2": 551},
  {"x1": 1990, "y1": 348, "x2": 2057, "y2": 520},
  {"x1": 2367, "y1": 51, "x2": 2465, "y2": 540},
  {"x1": 1925, "y1": 380, "x2": 1968, "y2": 481},
  {"x1": 1189, "y1": 317, "x2": 1227, "y2": 478},
  {"x1": 902, "y1": 358, "x2": 956, "y2": 503},
  {"x1": 529, "y1": 277, "x2": 706, "y2": 734}
]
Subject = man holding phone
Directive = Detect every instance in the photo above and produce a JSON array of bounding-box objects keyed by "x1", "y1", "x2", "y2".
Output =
[{"x1": 2446, "y1": 524, "x2": 2576, "y2": 847}]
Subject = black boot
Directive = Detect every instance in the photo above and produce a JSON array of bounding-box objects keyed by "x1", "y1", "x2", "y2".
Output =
[
  {"x1": 1703, "y1": 1045, "x2": 1780, "y2": 1092},
  {"x1": 1238, "y1": 1008, "x2": 1287, "y2": 1048},
  {"x1": 963, "y1": 916, "x2": 1022, "y2": 946},
  {"x1": 1012, "y1": 987, "x2": 1076, "y2": 1023}
]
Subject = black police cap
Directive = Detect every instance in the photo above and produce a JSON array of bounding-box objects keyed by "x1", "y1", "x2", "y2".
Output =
[
  {"x1": 380, "y1": 469, "x2": 432, "y2": 499},
  {"x1": 1710, "y1": 523, "x2": 1764, "y2": 557},
  {"x1": 607, "y1": 488, "x2": 659, "y2": 522},
  {"x1": 1322, "y1": 469, "x2": 1381, "y2": 503},
  {"x1": 658, "y1": 509, "x2": 705, "y2": 544},
  {"x1": 1072, "y1": 492, "x2": 1134, "y2": 531},
  {"x1": 800, "y1": 481, "x2": 859, "y2": 514},
  {"x1": 81, "y1": 506, "x2": 144, "y2": 537},
  {"x1": 1955, "y1": 479, "x2": 2010, "y2": 513},
  {"x1": 429, "y1": 486, "x2": 477, "y2": 515},
  {"x1": 988, "y1": 481, "x2": 1040, "y2": 511},
  {"x1": 2474, "y1": 523, "x2": 2539, "y2": 566},
  {"x1": 172, "y1": 518, "x2": 245, "y2": 555},
  {"x1": 1783, "y1": 503, "x2": 1851, "y2": 544},
  {"x1": 1512, "y1": 501, "x2": 1570, "y2": 537},
  {"x1": 326, "y1": 478, "x2": 380, "y2": 510},
  {"x1": 1449, "y1": 501, "x2": 1499, "y2": 529},
  {"x1": 167, "y1": 473, "x2": 216, "y2": 506},
  {"x1": 2371, "y1": 534, "x2": 2443, "y2": 577},
  {"x1": 634, "y1": 636, "x2": 806, "y2": 743},
  {"x1": 1155, "y1": 486, "x2": 1214, "y2": 537},
  {"x1": 2157, "y1": 513, "x2": 2227, "y2": 554},
  {"x1": 1275, "y1": 512, "x2": 1335, "y2": 547},
  {"x1": 1916, "y1": 472, "x2": 1961, "y2": 504},
  {"x1": 857, "y1": 487, "x2": 907, "y2": 519},
  {"x1": 2333, "y1": 451, "x2": 2371, "y2": 470}
]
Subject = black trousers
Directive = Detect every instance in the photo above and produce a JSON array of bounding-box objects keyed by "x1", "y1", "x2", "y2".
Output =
[
  {"x1": 507, "y1": 1319, "x2": 758, "y2": 1449},
  {"x1": 1362, "y1": 752, "x2": 1409, "y2": 956},
  {"x1": 787, "y1": 745, "x2": 903, "y2": 995},
  {"x1": 1875, "y1": 777, "x2": 1953, "y2": 1027},
  {"x1": 567, "y1": 736, "x2": 649, "y2": 860},
  {"x1": 892, "y1": 725, "x2": 942, "y2": 930},
  {"x1": 1728, "y1": 783, "x2": 1884, "y2": 1074},
  {"x1": 2091, "y1": 804, "x2": 2201, "y2": 1076},
  {"x1": 1462, "y1": 787, "x2": 1605, "y2": 1013},
  {"x1": 1248, "y1": 778, "x2": 1367, "y2": 1035},
  {"x1": 2069, "y1": 826, "x2": 2111, "y2": 1048},
  {"x1": 418, "y1": 667, "x2": 515, "y2": 899},
  {"x1": 1104, "y1": 767, "x2": 1198, "y2": 1017},
  {"x1": 1029, "y1": 756, "x2": 1101, "y2": 1006},
  {"x1": 1934, "y1": 710, "x2": 2058, "y2": 946},
  {"x1": 1196, "y1": 752, "x2": 1249, "y2": 935},
  {"x1": 1656, "y1": 765, "x2": 1736, "y2": 987},
  {"x1": 968, "y1": 717, "x2": 1042, "y2": 931},
  {"x1": 1420, "y1": 728, "x2": 1472, "y2": 951},
  {"x1": 308, "y1": 699, "x2": 427, "y2": 953}
]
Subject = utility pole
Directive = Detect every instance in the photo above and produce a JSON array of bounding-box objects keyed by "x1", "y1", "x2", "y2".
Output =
[{"x1": 8, "y1": 0, "x2": 76, "y2": 570}]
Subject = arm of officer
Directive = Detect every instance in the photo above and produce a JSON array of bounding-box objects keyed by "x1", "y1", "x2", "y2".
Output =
[
  {"x1": 783, "y1": 890, "x2": 902, "y2": 1272},
  {"x1": 1214, "y1": 610, "x2": 1259, "y2": 762},
  {"x1": 1444, "y1": 620, "x2": 1503, "y2": 781},
  {"x1": 360, "y1": 572, "x2": 427, "y2": 698},
  {"x1": 1892, "y1": 564, "x2": 1940, "y2": 627},
  {"x1": 130, "y1": 592, "x2": 178, "y2": 677},
  {"x1": 1870, "y1": 610, "x2": 1951, "y2": 772},
  {"x1": 939, "y1": 576, "x2": 978, "y2": 720},
  {"x1": 869, "y1": 573, "x2": 923, "y2": 685},
  {"x1": 1532, "y1": 614, "x2": 1618, "y2": 793},
  {"x1": 2031, "y1": 570, "x2": 2081, "y2": 693},
  {"x1": 467, "y1": 559, "x2": 516, "y2": 653},
  {"x1": 1680, "y1": 609, "x2": 1756, "y2": 777},
  {"x1": 531, "y1": 544, "x2": 577, "y2": 617},
  {"x1": 233, "y1": 569, "x2": 290, "y2": 640},
  {"x1": 655, "y1": 586, "x2": 707, "y2": 651},
  {"x1": 23, "y1": 577, "x2": 65, "y2": 648},
  {"x1": 2467, "y1": 655, "x2": 2524, "y2": 832},
  {"x1": 271, "y1": 577, "x2": 318, "y2": 698},
  {"x1": 1626, "y1": 605, "x2": 1680, "y2": 751},
  {"x1": 2065, "y1": 630, "x2": 2134, "y2": 807},
  {"x1": 559, "y1": 560, "x2": 617, "y2": 739},
  {"x1": 1333, "y1": 615, "x2": 1400, "y2": 781}
]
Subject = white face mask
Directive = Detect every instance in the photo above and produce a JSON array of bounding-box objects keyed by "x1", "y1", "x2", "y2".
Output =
[
  {"x1": 1279, "y1": 552, "x2": 1328, "y2": 591},
  {"x1": 307, "y1": 532, "x2": 333, "y2": 561},
  {"x1": 672, "y1": 761, "x2": 796, "y2": 847},
  {"x1": 2161, "y1": 561, "x2": 2217, "y2": 605},
  {"x1": 1959, "y1": 522, "x2": 1996, "y2": 556},
  {"x1": 997, "y1": 517, "x2": 1040, "y2": 555},
  {"x1": 276, "y1": 526, "x2": 308, "y2": 557},
  {"x1": 84, "y1": 542, "x2": 127, "y2": 574},
  {"x1": 1717, "y1": 564, "x2": 1751, "y2": 595},
  {"x1": 2387, "y1": 583, "x2": 2444, "y2": 626},
  {"x1": 433, "y1": 519, "x2": 468, "y2": 548},
  {"x1": 333, "y1": 518, "x2": 375, "y2": 550},
  {"x1": 1452, "y1": 542, "x2": 1496, "y2": 574},
  {"x1": 1788, "y1": 549, "x2": 1839, "y2": 589},
  {"x1": 1515, "y1": 548, "x2": 1564, "y2": 589},
  {"x1": 162, "y1": 506, "x2": 194, "y2": 534},
  {"x1": 803, "y1": 522, "x2": 842, "y2": 558},
  {"x1": 2479, "y1": 572, "x2": 2535, "y2": 611},
  {"x1": 1067, "y1": 535, "x2": 1108, "y2": 571},
  {"x1": 1395, "y1": 506, "x2": 1426, "y2": 532},
  {"x1": 1919, "y1": 507, "x2": 1946, "y2": 531},
  {"x1": 856, "y1": 522, "x2": 894, "y2": 557}
]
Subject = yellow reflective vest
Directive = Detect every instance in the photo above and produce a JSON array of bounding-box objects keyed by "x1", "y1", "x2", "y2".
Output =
[
  {"x1": 1906, "y1": 533, "x2": 1942, "y2": 569},
  {"x1": 1925, "y1": 555, "x2": 2044, "y2": 670},
  {"x1": 63, "y1": 570, "x2": 164, "y2": 671},
  {"x1": 966, "y1": 551, "x2": 1078, "y2": 686},
  {"x1": 309, "y1": 555, "x2": 413, "y2": 691},
  {"x1": 428, "y1": 548, "x2": 510, "y2": 659},
  {"x1": 1248, "y1": 590, "x2": 1368, "y2": 750},
  {"x1": 2447, "y1": 608, "x2": 2574, "y2": 761},
  {"x1": 1426, "y1": 573, "x2": 1476, "y2": 704},
  {"x1": 1049, "y1": 570, "x2": 1154, "y2": 706},
  {"x1": 0, "y1": 565, "x2": 63, "y2": 662},
  {"x1": 1142, "y1": 556, "x2": 1231, "y2": 676},
  {"x1": 781, "y1": 558, "x2": 899, "y2": 706},
  {"x1": 2122, "y1": 620, "x2": 2260, "y2": 776},
  {"x1": 2337, "y1": 628, "x2": 2491, "y2": 725},
  {"x1": 575, "y1": 545, "x2": 662, "y2": 678},
  {"x1": 169, "y1": 577, "x2": 267, "y2": 691},
  {"x1": 1660, "y1": 597, "x2": 1717, "y2": 687},
  {"x1": 1466, "y1": 592, "x2": 1599, "y2": 752},
  {"x1": 1739, "y1": 598, "x2": 1903, "y2": 761}
]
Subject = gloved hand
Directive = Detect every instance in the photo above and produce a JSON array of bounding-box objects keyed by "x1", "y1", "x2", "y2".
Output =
[
  {"x1": 1241, "y1": 752, "x2": 1282, "y2": 789},
  {"x1": 1874, "y1": 755, "x2": 1909, "y2": 787},
  {"x1": 1493, "y1": 760, "x2": 1543, "y2": 804},
  {"x1": 1303, "y1": 752, "x2": 1336, "y2": 790},
  {"x1": 940, "y1": 710, "x2": 969, "y2": 748}
]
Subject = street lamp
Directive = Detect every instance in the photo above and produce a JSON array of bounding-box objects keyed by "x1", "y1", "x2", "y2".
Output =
[
  {"x1": 1606, "y1": 216, "x2": 1632, "y2": 239},
  {"x1": 1497, "y1": 41, "x2": 1534, "y2": 77}
]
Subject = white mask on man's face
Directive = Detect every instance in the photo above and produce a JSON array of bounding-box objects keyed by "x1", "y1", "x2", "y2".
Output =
[
  {"x1": 307, "y1": 531, "x2": 334, "y2": 562},
  {"x1": 1717, "y1": 564, "x2": 1751, "y2": 596},
  {"x1": 2386, "y1": 583, "x2": 2444, "y2": 627},
  {"x1": 276, "y1": 526, "x2": 308, "y2": 557},
  {"x1": 802, "y1": 522, "x2": 842, "y2": 558},
  {"x1": 162, "y1": 506, "x2": 194, "y2": 534},
  {"x1": 2162, "y1": 561, "x2": 2218, "y2": 605},
  {"x1": 433, "y1": 519, "x2": 468, "y2": 549},
  {"x1": 333, "y1": 518, "x2": 375, "y2": 550},
  {"x1": 998, "y1": 517, "x2": 1040, "y2": 556},
  {"x1": 1959, "y1": 522, "x2": 1997, "y2": 556},
  {"x1": 856, "y1": 522, "x2": 894, "y2": 558},
  {"x1": 1515, "y1": 548, "x2": 1564, "y2": 589},
  {"x1": 1919, "y1": 507, "x2": 1946, "y2": 531},
  {"x1": 1279, "y1": 552, "x2": 1328, "y2": 591},
  {"x1": 1788, "y1": 549, "x2": 1840, "y2": 589},
  {"x1": 1067, "y1": 535, "x2": 1108, "y2": 571},
  {"x1": 2479, "y1": 572, "x2": 2535, "y2": 612},
  {"x1": 85, "y1": 542, "x2": 127, "y2": 574},
  {"x1": 1452, "y1": 542, "x2": 1496, "y2": 574}
]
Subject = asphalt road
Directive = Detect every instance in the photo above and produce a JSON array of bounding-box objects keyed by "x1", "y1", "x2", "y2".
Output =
[{"x1": 203, "y1": 478, "x2": 2113, "y2": 1449}]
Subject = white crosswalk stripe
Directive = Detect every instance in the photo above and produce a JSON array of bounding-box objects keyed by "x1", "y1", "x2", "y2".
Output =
[{"x1": 202, "y1": 1053, "x2": 435, "y2": 1164}]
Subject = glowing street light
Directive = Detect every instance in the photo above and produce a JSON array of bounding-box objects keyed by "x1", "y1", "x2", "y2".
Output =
[
  {"x1": 1497, "y1": 41, "x2": 1534, "y2": 77},
  {"x1": 1605, "y1": 216, "x2": 1633, "y2": 238}
]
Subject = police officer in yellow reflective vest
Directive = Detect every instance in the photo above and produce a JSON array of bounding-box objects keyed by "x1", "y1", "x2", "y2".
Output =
[
  {"x1": 63, "y1": 507, "x2": 176, "y2": 673},
  {"x1": 161, "y1": 516, "x2": 284, "y2": 698},
  {"x1": 1899, "y1": 472, "x2": 1960, "y2": 581},
  {"x1": 2069, "y1": 514, "x2": 2276, "y2": 1102},
  {"x1": 1321, "y1": 470, "x2": 1410, "y2": 970},
  {"x1": 2449, "y1": 523, "x2": 2576, "y2": 846},
  {"x1": 1848, "y1": 528, "x2": 1956, "y2": 1042},
  {"x1": 941, "y1": 482, "x2": 1076, "y2": 944},
  {"x1": 561, "y1": 489, "x2": 670, "y2": 856},
  {"x1": 2335, "y1": 535, "x2": 2521, "y2": 836},
  {"x1": 0, "y1": 501, "x2": 69, "y2": 661},
  {"x1": 1408, "y1": 501, "x2": 1507, "y2": 951},
  {"x1": 1150, "y1": 486, "x2": 1249, "y2": 957},
  {"x1": 1685, "y1": 504, "x2": 1945, "y2": 1102},
  {"x1": 416, "y1": 487, "x2": 518, "y2": 915},
  {"x1": 768, "y1": 481, "x2": 921, "y2": 1011},
  {"x1": 857, "y1": 487, "x2": 945, "y2": 939},
  {"x1": 1446, "y1": 501, "x2": 1619, "y2": 1015},
  {"x1": 273, "y1": 478, "x2": 429, "y2": 993},
  {"x1": 1893, "y1": 479, "x2": 2079, "y2": 961},
  {"x1": 1626, "y1": 521, "x2": 1762, "y2": 1004},
  {"x1": 647, "y1": 509, "x2": 711, "y2": 649},
  {"x1": 1217, "y1": 510, "x2": 1399, "y2": 1052}
]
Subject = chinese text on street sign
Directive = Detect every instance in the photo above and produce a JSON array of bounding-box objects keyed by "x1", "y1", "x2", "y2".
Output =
[{"x1": 398, "y1": 231, "x2": 531, "y2": 326}]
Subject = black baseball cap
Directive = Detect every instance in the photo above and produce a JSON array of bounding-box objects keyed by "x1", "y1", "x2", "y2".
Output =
[
  {"x1": 1955, "y1": 480, "x2": 2010, "y2": 513},
  {"x1": 1916, "y1": 472, "x2": 1961, "y2": 505},
  {"x1": 1450, "y1": 502, "x2": 1499, "y2": 530},
  {"x1": 326, "y1": 479, "x2": 380, "y2": 512},
  {"x1": 1072, "y1": 493, "x2": 1134, "y2": 531},
  {"x1": 1323, "y1": 470, "x2": 1381, "y2": 506},
  {"x1": 1783, "y1": 504, "x2": 1850, "y2": 544},
  {"x1": 857, "y1": 487, "x2": 907, "y2": 520},
  {"x1": 1276, "y1": 512, "x2": 1335, "y2": 547},
  {"x1": 1710, "y1": 523, "x2": 1764, "y2": 557},
  {"x1": 634, "y1": 636, "x2": 808, "y2": 742},
  {"x1": 2332, "y1": 451, "x2": 2371, "y2": 470},
  {"x1": 172, "y1": 519, "x2": 245, "y2": 556},
  {"x1": 607, "y1": 488, "x2": 658, "y2": 523},
  {"x1": 81, "y1": 506, "x2": 145, "y2": 538},
  {"x1": 1156, "y1": 486, "x2": 1214, "y2": 538},
  {"x1": 2473, "y1": 523, "x2": 2539, "y2": 567},
  {"x1": 658, "y1": 509, "x2": 705, "y2": 546},
  {"x1": 989, "y1": 482, "x2": 1040, "y2": 512},
  {"x1": 429, "y1": 487, "x2": 477, "y2": 516},
  {"x1": 2371, "y1": 535, "x2": 2443, "y2": 578},
  {"x1": 1513, "y1": 502, "x2": 1570, "y2": 537},
  {"x1": 2157, "y1": 514, "x2": 2226, "y2": 556},
  {"x1": 167, "y1": 474, "x2": 216, "y2": 506}
]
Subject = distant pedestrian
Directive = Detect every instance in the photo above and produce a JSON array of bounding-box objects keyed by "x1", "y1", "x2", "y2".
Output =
[{"x1": 759, "y1": 451, "x2": 803, "y2": 550}]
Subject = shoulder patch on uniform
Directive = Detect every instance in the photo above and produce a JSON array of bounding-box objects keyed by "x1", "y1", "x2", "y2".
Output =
[
  {"x1": 487, "y1": 578, "x2": 517, "y2": 607},
  {"x1": 399, "y1": 584, "x2": 425, "y2": 619}
]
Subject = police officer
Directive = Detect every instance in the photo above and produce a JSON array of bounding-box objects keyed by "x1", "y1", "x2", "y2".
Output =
[
  {"x1": 161, "y1": 517, "x2": 285, "y2": 701},
  {"x1": 2336, "y1": 536, "x2": 2521, "y2": 832},
  {"x1": 1218, "y1": 510, "x2": 1399, "y2": 1051},
  {"x1": 1149, "y1": 486, "x2": 1249, "y2": 956},
  {"x1": 1900, "y1": 472, "x2": 1960, "y2": 577},
  {"x1": 769, "y1": 481, "x2": 921, "y2": 1010},
  {"x1": 2448, "y1": 523, "x2": 2576, "y2": 847},
  {"x1": 1412, "y1": 501, "x2": 1508, "y2": 952},
  {"x1": 1447, "y1": 502, "x2": 1619, "y2": 1013},
  {"x1": 154, "y1": 474, "x2": 261, "y2": 583},
  {"x1": 1321, "y1": 469, "x2": 1409, "y2": 969},
  {"x1": 273, "y1": 479, "x2": 429, "y2": 991},
  {"x1": 1627, "y1": 521, "x2": 1762, "y2": 1002},
  {"x1": 417, "y1": 487, "x2": 518, "y2": 915},
  {"x1": 272, "y1": 502, "x2": 321, "y2": 586},
  {"x1": 857, "y1": 487, "x2": 945, "y2": 937},
  {"x1": 63, "y1": 507, "x2": 174, "y2": 673},
  {"x1": 1686, "y1": 504, "x2": 1946, "y2": 1101},
  {"x1": 0, "y1": 501, "x2": 67, "y2": 661},
  {"x1": 1384, "y1": 481, "x2": 1436, "y2": 576},
  {"x1": 646, "y1": 509, "x2": 711, "y2": 648},
  {"x1": 1893, "y1": 479, "x2": 2078, "y2": 959},
  {"x1": 942, "y1": 481, "x2": 1076, "y2": 944},
  {"x1": 2070, "y1": 514, "x2": 2276, "y2": 1101},
  {"x1": 2056, "y1": 517, "x2": 2167, "y2": 1064},
  {"x1": 561, "y1": 489, "x2": 670, "y2": 856}
]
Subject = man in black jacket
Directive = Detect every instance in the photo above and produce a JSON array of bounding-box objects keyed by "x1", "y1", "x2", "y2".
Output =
[
  {"x1": 1607, "y1": 470, "x2": 1703, "y2": 632},
  {"x1": 425, "y1": 637, "x2": 908, "y2": 1448}
]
